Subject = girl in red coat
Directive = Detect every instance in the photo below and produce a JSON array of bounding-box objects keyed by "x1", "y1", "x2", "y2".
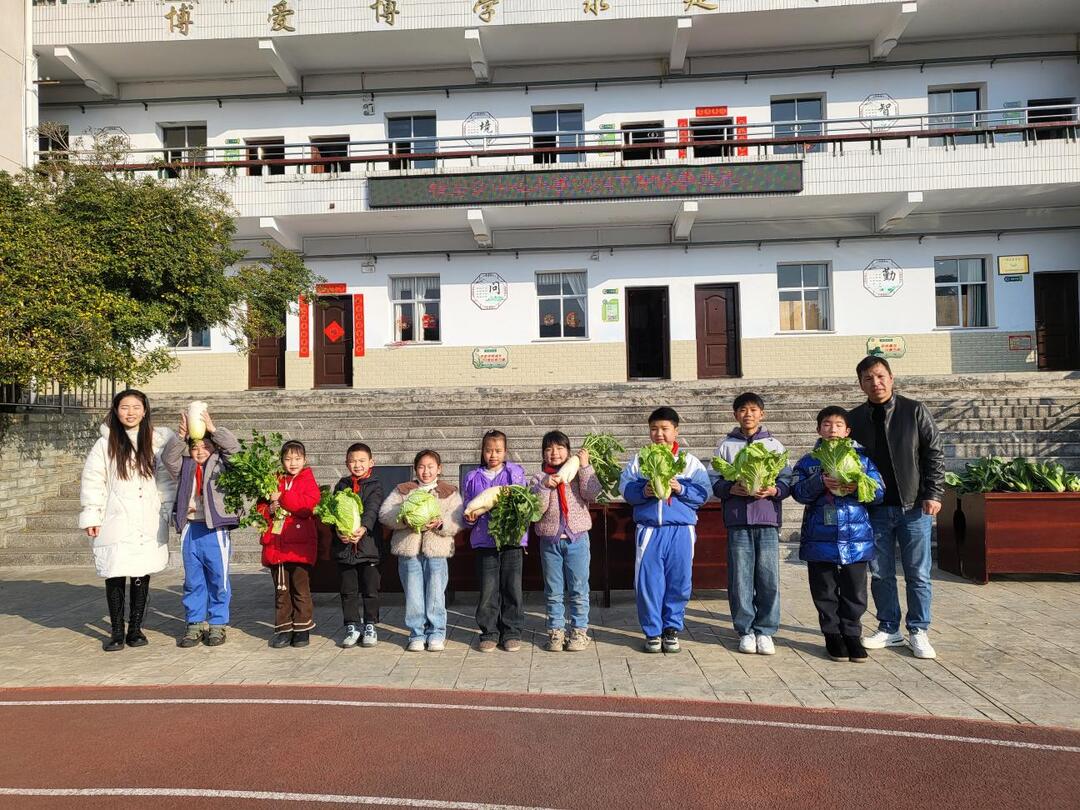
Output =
[{"x1": 260, "y1": 440, "x2": 321, "y2": 648}]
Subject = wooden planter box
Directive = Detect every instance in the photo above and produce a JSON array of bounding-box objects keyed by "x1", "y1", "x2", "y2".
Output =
[{"x1": 937, "y1": 489, "x2": 1080, "y2": 584}]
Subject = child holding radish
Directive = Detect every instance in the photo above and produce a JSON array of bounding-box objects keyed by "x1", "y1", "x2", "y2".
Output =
[
  {"x1": 462, "y1": 430, "x2": 528, "y2": 652},
  {"x1": 529, "y1": 431, "x2": 602, "y2": 652}
]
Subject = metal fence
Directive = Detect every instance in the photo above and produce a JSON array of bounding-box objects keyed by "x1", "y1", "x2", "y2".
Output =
[{"x1": 0, "y1": 379, "x2": 117, "y2": 413}]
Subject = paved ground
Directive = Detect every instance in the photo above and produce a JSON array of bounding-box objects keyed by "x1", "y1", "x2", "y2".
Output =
[{"x1": 1, "y1": 556, "x2": 1079, "y2": 730}]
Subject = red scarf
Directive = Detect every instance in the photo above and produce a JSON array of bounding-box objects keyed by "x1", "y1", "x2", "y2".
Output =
[
  {"x1": 666, "y1": 442, "x2": 680, "y2": 504},
  {"x1": 350, "y1": 469, "x2": 373, "y2": 493},
  {"x1": 194, "y1": 462, "x2": 204, "y2": 501},
  {"x1": 543, "y1": 463, "x2": 570, "y2": 520}
]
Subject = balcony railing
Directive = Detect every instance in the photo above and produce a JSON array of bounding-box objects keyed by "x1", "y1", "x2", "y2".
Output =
[
  {"x1": 37, "y1": 104, "x2": 1079, "y2": 177},
  {"x1": 0, "y1": 379, "x2": 116, "y2": 414}
]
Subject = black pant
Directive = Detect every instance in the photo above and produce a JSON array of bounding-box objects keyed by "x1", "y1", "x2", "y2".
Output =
[
  {"x1": 339, "y1": 562, "x2": 380, "y2": 625},
  {"x1": 475, "y1": 547, "x2": 524, "y2": 642},
  {"x1": 807, "y1": 561, "x2": 868, "y2": 637}
]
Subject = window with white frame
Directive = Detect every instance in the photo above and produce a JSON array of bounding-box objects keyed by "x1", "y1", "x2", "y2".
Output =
[
  {"x1": 934, "y1": 257, "x2": 988, "y2": 328},
  {"x1": 171, "y1": 328, "x2": 211, "y2": 349},
  {"x1": 777, "y1": 263, "x2": 831, "y2": 331},
  {"x1": 391, "y1": 275, "x2": 440, "y2": 343},
  {"x1": 928, "y1": 87, "x2": 981, "y2": 146},
  {"x1": 532, "y1": 109, "x2": 583, "y2": 165},
  {"x1": 771, "y1": 96, "x2": 824, "y2": 154},
  {"x1": 537, "y1": 272, "x2": 587, "y2": 338}
]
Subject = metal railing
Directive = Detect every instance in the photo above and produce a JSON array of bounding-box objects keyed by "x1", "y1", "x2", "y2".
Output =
[
  {"x1": 36, "y1": 104, "x2": 1079, "y2": 177},
  {"x1": 0, "y1": 380, "x2": 117, "y2": 413}
]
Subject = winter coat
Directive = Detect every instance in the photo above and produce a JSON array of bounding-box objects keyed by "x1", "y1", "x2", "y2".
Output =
[
  {"x1": 790, "y1": 441, "x2": 885, "y2": 565},
  {"x1": 78, "y1": 424, "x2": 178, "y2": 579},
  {"x1": 462, "y1": 463, "x2": 527, "y2": 549},
  {"x1": 328, "y1": 474, "x2": 385, "y2": 565},
  {"x1": 161, "y1": 427, "x2": 241, "y2": 535},
  {"x1": 711, "y1": 428, "x2": 793, "y2": 528},
  {"x1": 529, "y1": 464, "x2": 602, "y2": 540},
  {"x1": 618, "y1": 448, "x2": 710, "y2": 527},
  {"x1": 379, "y1": 480, "x2": 464, "y2": 558},
  {"x1": 258, "y1": 467, "x2": 321, "y2": 567}
]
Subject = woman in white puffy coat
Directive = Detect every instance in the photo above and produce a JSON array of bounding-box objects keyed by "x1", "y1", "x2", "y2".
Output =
[{"x1": 79, "y1": 389, "x2": 176, "y2": 651}]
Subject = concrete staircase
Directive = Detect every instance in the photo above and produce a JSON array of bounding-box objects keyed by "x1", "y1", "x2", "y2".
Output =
[{"x1": 3, "y1": 373, "x2": 1078, "y2": 567}]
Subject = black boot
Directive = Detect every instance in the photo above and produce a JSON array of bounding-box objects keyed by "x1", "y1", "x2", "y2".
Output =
[
  {"x1": 825, "y1": 633, "x2": 848, "y2": 662},
  {"x1": 103, "y1": 577, "x2": 125, "y2": 652},
  {"x1": 125, "y1": 576, "x2": 150, "y2": 648},
  {"x1": 844, "y1": 635, "x2": 868, "y2": 663},
  {"x1": 291, "y1": 631, "x2": 310, "y2": 648}
]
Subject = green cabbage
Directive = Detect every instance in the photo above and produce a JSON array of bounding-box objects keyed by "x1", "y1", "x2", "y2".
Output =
[
  {"x1": 314, "y1": 487, "x2": 365, "y2": 535},
  {"x1": 810, "y1": 438, "x2": 880, "y2": 504},
  {"x1": 399, "y1": 488, "x2": 442, "y2": 533},
  {"x1": 712, "y1": 442, "x2": 788, "y2": 495},
  {"x1": 639, "y1": 443, "x2": 687, "y2": 500},
  {"x1": 488, "y1": 485, "x2": 542, "y2": 550}
]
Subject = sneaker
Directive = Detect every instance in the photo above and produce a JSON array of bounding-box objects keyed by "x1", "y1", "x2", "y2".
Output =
[
  {"x1": 406, "y1": 638, "x2": 425, "y2": 652},
  {"x1": 545, "y1": 628, "x2": 566, "y2": 652},
  {"x1": 909, "y1": 629, "x2": 937, "y2": 660},
  {"x1": 661, "y1": 628, "x2": 681, "y2": 654},
  {"x1": 178, "y1": 623, "x2": 205, "y2": 649},
  {"x1": 206, "y1": 625, "x2": 227, "y2": 647},
  {"x1": 756, "y1": 635, "x2": 776, "y2": 656},
  {"x1": 290, "y1": 631, "x2": 310, "y2": 648},
  {"x1": 862, "y1": 629, "x2": 905, "y2": 649},
  {"x1": 270, "y1": 632, "x2": 291, "y2": 649},
  {"x1": 565, "y1": 628, "x2": 591, "y2": 652},
  {"x1": 643, "y1": 636, "x2": 662, "y2": 653},
  {"x1": 478, "y1": 639, "x2": 498, "y2": 653},
  {"x1": 844, "y1": 635, "x2": 868, "y2": 663},
  {"x1": 341, "y1": 624, "x2": 362, "y2": 648},
  {"x1": 501, "y1": 638, "x2": 522, "y2": 653},
  {"x1": 825, "y1": 633, "x2": 848, "y2": 662},
  {"x1": 426, "y1": 638, "x2": 446, "y2": 652},
  {"x1": 361, "y1": 623, "x2": 378, "y2": 648},
  {"x1": 738, "y1": 634, "x2": 756, "y2": 654}
]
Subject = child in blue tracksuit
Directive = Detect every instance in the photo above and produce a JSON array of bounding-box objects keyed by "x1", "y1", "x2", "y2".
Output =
[
  {"x1": 619, "y1": 406, "x2": 711, "y2": 654},
  {"x1": 791, "y1": 406, "x2": 884, "y2": 663}
]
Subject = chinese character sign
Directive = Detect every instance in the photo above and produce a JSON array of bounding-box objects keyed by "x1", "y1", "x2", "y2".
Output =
[
  {"x1": 866, "y1": 336, "x2": 907, "y2": 359},
  {"x1": 862, "y1": 259, "x2": 904, "y2": 297},
  {"x1": 470, "y1": 273, "x2": 509, "y2": 310},
  {"x1": 164, "y1": 3, "x2": 194, "y2": 35},
  {"x1": 683, "y1": 0, "x2": 718, "y2": 10},
  {"x1": 462, "y1": 112, "x2": 499, "y2": 147},
  {"x1": 858, "y1": 93, "x2": 901, "y2": 130},
  {"x1": 370, "y1": 0, "x2": 399, "y2": 25},
  {"x1": 473, "y1": 0, "x2": 499, "y2": 23},
  {"x1": 583, "y1": 0, "x2": 611, "y2": 16},
  {"x1": 268, "y1": 1, "x2": 296, "y2": 32}
]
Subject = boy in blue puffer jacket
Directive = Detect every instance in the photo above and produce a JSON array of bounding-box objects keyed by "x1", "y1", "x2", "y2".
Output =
[{"x1": 791, "y1": 406, "x2": 884, "y2": 664}]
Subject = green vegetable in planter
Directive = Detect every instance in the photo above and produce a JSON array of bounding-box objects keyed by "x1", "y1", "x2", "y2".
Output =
[
  {"x1": 1000, "y1": 457, "x2": 1036, "y2": 492},
  {"x1": 712, "y1": 442, "x2": 788, "y2": 496},
  {"x1": 810, "y1": 438, "x2": 880, "y2": 504},
  {"x1": 314, "y1": 487, "x2": 365, "y2": 535},
  {"x1": 947, "y1": 455, "x2": 1080, "y2": 495},
  {"x1": 1066, "y1": 474, "x2": 1080, "y2": 493},
  {"x1": 1029, "y1": 460, "x2": 1068, "y2": 493},
  {"x1": 488, "y1": 485, "x2": 542, "y2": 550},
  {"x1": 582, "y1": 432, "x2": 625, "y2": 503},
  {"x1": 640, "y1": 443, "x2": 688, "y2": 500},
  {"x1": 399, "y1": 488, "x2": 442, "y2": 533},
  {"x1": 944, "y1": 456, "x2": 1007, "y2": 496},
  {"x1": 217, "y1": 430, "x2": 284, "y2": 530}
]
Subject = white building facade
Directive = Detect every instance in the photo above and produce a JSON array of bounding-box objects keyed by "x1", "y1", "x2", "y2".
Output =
[{"x1": 30, "y1": 0, "x2": 1080, "y2": 391}]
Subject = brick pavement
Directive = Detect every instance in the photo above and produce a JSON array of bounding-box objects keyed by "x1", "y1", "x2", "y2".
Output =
[{"x1": 1, "y1": 555, "x2": 1078, "y2": 729}]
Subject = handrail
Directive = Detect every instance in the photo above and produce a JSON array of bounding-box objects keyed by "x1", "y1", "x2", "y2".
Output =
[{"x1": 0, "y1": 380, "x2": 116, "y2": 414}]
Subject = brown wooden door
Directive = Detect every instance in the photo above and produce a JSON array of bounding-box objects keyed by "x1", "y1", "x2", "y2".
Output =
[
  {"x1": 314, "y1": 296, "x2": 353, "y2": 388},
  {"x1": 694, "y1": 284, "x2": 740, "y2": 378},
  {"x1": 625, "y1": 287, "x2": 670, "y2": 380},
  {"x1": 247, "y1": 334, "x2": 285, "y2": 389},
  {"x1": 1034, "y1": 272, "x2": 1080, "y2": 370}
]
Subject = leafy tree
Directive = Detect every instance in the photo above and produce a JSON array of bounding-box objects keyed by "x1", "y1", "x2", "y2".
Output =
[{"x1": 0, "y1": 125, "x2": 321, "y2": 387}]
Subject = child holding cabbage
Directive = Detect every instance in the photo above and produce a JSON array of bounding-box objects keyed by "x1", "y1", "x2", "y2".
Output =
[{"x1": 378, "y1": 449, "x2": 463, "y2": 652}]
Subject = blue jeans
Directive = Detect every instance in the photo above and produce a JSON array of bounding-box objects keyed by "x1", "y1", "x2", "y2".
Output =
[
  {"x1": 726, "y1": 526, "x2": 780, "y2": 637},
  {"x1": 398, "y1": 555, "x2": 449, "y2": 643},
  {"x1": 540, "y1": 536, "x2": 591, "y2": 631},
  {"x1": 868, "y1": 506, "x2": 932, "y2": 633},
  {"x1": 181, "y1": 521, "x2": 231, "y2": 625}
]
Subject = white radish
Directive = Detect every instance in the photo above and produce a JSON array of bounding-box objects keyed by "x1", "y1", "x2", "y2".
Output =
[
  {"x1": 556, "y1": 456, "x2": 580, "y2": 483},
  {"x1": 187, "y1": 400, "x2": 209, "y2": 440},
  {"x1": 465, "y1": 485, "x2": 504, "y2": 518}
]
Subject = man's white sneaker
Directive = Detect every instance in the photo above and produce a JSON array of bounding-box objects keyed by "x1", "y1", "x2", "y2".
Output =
[
  {"x1": 909, "y1": 629, "x2": 937, "y2": 660},
  {"x1": 738, "y1": 634, "x2": 756, "y2": 654},
  {"x1": 862, "y1": 630, "x2": 905, "y2": 650},
  {"x1": 756, "y1": 635, "x2": 776, "y2": 656}
]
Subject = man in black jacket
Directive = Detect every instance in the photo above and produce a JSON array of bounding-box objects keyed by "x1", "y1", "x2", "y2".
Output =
[{"x1": 847, "y1": 356, "x2": 944, "y2": 660}]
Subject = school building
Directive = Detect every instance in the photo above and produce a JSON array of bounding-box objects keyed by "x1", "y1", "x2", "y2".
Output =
[{"x1": 28, "y1": 0, "x2": 1080, "y2": 391}]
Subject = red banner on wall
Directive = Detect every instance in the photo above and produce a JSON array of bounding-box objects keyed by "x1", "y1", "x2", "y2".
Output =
[
  {"x1": 298, "y1": 296, "x2": 310, "y2": 358},
  {"x1": 695, "y1": 106, "x2": 728, "y2": 117},
  {"x1": 353, "y1": 294, "x2": 365, "y2": 357},
  {"x1": 736, "y1": 116, "x2": 749, "y2": 157},
  {"x1": 316, "y1": 282, "x2": 347, "y2": 295},
  {"x1": 677, "y1": 118, "x2": 689, "y2": 158}
]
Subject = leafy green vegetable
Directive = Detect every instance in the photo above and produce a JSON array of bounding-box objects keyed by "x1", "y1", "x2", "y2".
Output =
[
  {"x1": 712, "y1": 442, "x2": 789, "y2": 495},
  {"x1": 399, "y1": 488, "x2": 442, "y2": 533},
  {"x1": 488, "y1": 485, "x2": 542, "y2": 550},
  {"x1": 217, "y1": 430, "x2": 283, "y2": 530},
  {"x1": 810, "y1": 438, "x2": 880, "y2": 504},
  {"x1": 1066, "y1": 474, "x2": 1080, "y2": 493},
  {"x1": 946, "y1": 456, "x2": 1080, "y2": 495},
  {"x1": 1029, "y1": 460, "x2": 1067, "y2": 493},
  {"x1": 944, "y1": 457, "x2": 1007, "y2": 495},
  {"x1": 639, "y1": 443, "x2": 687, "y2": 500},
  {"x1": 582, "y1": 432, "x2": 625, "y2": 503},
  {"x1": 314, "y1": 486, "x2": 365, "y2": 535}
]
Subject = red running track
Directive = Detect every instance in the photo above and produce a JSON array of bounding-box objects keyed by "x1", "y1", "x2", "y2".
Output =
[{"x1": 0, "y1": 685, "x2": 1078, "y2": 809}]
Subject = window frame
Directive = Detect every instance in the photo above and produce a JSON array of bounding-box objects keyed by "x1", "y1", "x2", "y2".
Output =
[
  {"x1": 532, "y1": 107, "x2": 584, "y2": 165},
  {"x1": 309, "y1": 134, "x2": 351, "y2": 173},
  {"x1": 776, "y1": 261, "x2": 832, "y2": 333},
  {"x1": 621, "y1": 120, "x2": 666, "y2": 161},
  {"x1": 770, "y1": 94, "x2": 825, "y2": 154},
  {"x1": 536, "y1": 270, "x2": 589, "y2": 340},
  {"x1": 689, "y1": 117, "x2": 735, "y2": 159},
  {"x1": 933, "y1": 255, "x2": 992, "y2": 330},
  {"x1": 244, "y1": 137, "x2": 285, "y2": 177},
  {"x1": 928, "y1": 85, "x2": 985, "y2": 146},
  {"x1": 387, "y1": 114, "x2": 437, "y2": 170},
  {"x1": 390, "y1": 274, "x2": 442, "y2": 344},
  {"x1": 171, "y1": 327, "x2": 212, "y2": 350}
]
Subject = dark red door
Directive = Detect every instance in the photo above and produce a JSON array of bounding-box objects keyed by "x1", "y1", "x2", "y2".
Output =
[
  {"x1": 1034, "y1": 273, "x2": 1080, "y2": 370},
  {"x1": 695, "y1": 284, "x2": 740, "y2": 378},
  {"x1": 247, "y1": 334, "x2": 285, "y2": 389},
  {"x1": 314, "y1": 296, "x2": 353, "y2": 388}
]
